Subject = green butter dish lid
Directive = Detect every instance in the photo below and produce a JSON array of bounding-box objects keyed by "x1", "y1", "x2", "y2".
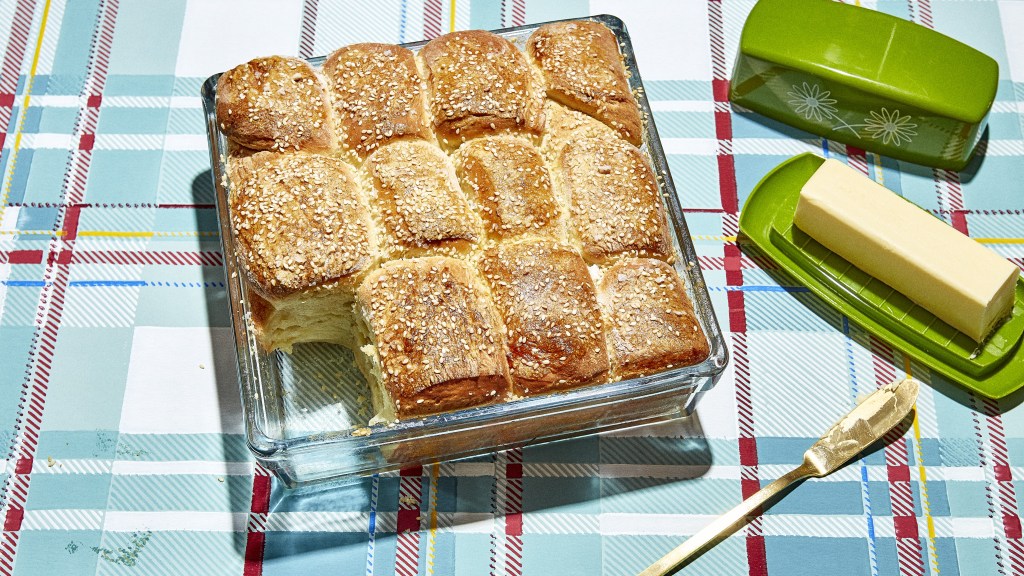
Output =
[
  {"x1": 739, "y1": 153, "x2": 1024, "y2": 399},
  {"x1": 732, "y1": 0, "x2": 998, "y2": 170},
  {"x1": 739, "y1": 0, "x2": 997, "y2": 123}
]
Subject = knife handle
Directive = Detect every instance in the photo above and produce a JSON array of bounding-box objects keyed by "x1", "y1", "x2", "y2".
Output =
[{"x1": 637, "y1": 460, "x2": 817, "y2": 576}]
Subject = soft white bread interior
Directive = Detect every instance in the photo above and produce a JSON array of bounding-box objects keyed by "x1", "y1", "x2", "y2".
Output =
[{"x1": 229, "y1": 152, "x2": 377, "y2": 352}]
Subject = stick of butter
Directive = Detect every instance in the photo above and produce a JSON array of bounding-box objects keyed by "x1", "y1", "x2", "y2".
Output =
[{"x1": 794, "y1": 159, "x2": 1019, "y2": 342}]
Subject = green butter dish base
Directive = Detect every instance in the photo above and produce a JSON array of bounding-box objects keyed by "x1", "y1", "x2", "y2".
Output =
[
  {"x1": 738, "y1": 153, "x2": 1024, "y2": 398},
  {"x1": 730, "y1": 0, "x2": 998, "y2": 171}
]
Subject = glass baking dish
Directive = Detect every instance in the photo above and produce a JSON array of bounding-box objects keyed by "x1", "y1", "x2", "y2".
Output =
[{"x1": 201, "y1": 14, "x2": 729, "y2": 487}]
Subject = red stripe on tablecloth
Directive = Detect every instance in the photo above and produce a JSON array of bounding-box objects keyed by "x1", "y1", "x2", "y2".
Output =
[
  {"x1": 505, "y1": 447, "x2": 524, "y2": 576},
  {"x1": 0, "y1": 0, "x2": 37, "y2": 142},
  {"x1": 396, "y1": 465, "x2": 424, "y2": 576},
  {"x1": 424, "y1": 0, "x2": 443, "y2": 39},
  {"x1": 70, "y1": 250, "x2": 224, "y2": 267},
  {"x1": 733, "y1": 331, "x2": 766, "y2": 576},
  {"x1": 511, "y1": 0, "x2": 526, "y2": 27},
  {"x1": 243, "y1": 533, "x2": 266, "y2": 576},
  {"x1": 298, "y1": 0, "x2": 319, "y2": 59},
  {"x1": 243, "y1": 470, "x2": 271, "y2": 576},
  {"x1": 1, "y1": 251, "x2": 43, "y2": 264},
  {"x1": 950, "y1": 210, "x2": 969, "y2": 235},
  {"x1": 0, "y1": 4, "x2": 119, "y2": 574},
  {"x1": 846, "y1": 147, "x2": 868, "y2": 176},
  {"x1": 61, "y1": 204, "x2": 82, "y2": 241},
  {"x1": 982, "y1": 398, "x2": 1024, "y2": 571},
  {"x1": 1, "y1": 509, "x2": 21, "y2": 534},
  {"x1": 869, "y1": 336, "x2": 925, "y2": 575},
  {"x1": 709, "y1": 2, "x2": 760, "y2": 569}
]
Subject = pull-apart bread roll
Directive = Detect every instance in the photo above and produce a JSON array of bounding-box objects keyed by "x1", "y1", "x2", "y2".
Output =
[
  {"x1": 216, "y1": 56, "x2": 335, "y2": 153},
  {"x1": 356, "y1": 257, "x2": 511, "y2": 420},
  {"x1": 365, "y1": 140, "x2": 482, "y2": 258},
  {"x1": 321, "y1": 44, "x2": 432, "y2": 160},
  {"x1": 558, "y1": 136, "x2": 672, "y2": 264},
  {"x1": 419, "y1": 31, "x2": 545, "y2": 147},
  {"x1": 454, "y1": 136, "x2": 562, "y2": 242},
  {"x1": 479, "y1": 239, "x2": 609, "y2": 395},
  {"x1": 540, "y1": 100, "x2": 621, "y2": 163},
  {"x1": 598, "y1": 258, "x2": 709, "y2": 379},
  {"x1": 528, "y1": 21, "x2": 643, "y2": 146},
  {"x1": 230, "y1": 152, "x2": 377, "y2": 352}
]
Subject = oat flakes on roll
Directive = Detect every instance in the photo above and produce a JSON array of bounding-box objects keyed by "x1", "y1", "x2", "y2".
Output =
[
  {"x1": 355, "y1": 257, "x2": 511, "y2": 420},
  {"x1": 216, "y1": 56, "x2": 335, "y2": 153},
  {"x1": 321, "y1": 43, "x2": 432, "y2": 160},
  {"x1": 527, "y1": 20, "x2": 643, "y2": 146},
  {"x1": 597, "y1": 258, "x2": 709, "y2": 379},
  {"x1": 229, "y1": 152, "x2": 378, "y2": 352},
  {"x1": 557, "y1": 136, "x2": 672, "y2": 264},
  {"x1": 478, "y1": 238, "x2": 609, "y2": 395},
  {"x1": 419, "y1": 30, "x2": 545, "y2": 148}
]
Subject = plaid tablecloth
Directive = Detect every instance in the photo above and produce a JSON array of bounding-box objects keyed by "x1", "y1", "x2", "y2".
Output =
[{"x1": 1, "y1": 0, "x2": 1023, "y2": 574}]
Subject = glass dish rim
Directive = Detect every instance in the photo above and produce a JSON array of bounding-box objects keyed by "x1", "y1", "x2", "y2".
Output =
[{"x1": 200, "y1": 13, "x2": 730, "y2": 465}]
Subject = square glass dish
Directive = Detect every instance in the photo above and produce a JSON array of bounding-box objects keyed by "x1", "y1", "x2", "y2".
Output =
[{"x1": 201, "y1": 14, "x2": 728, "y2": 487}]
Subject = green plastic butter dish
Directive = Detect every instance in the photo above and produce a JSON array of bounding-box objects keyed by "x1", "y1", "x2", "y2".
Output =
[
  {"x1": 738, "y1": 153, "x2": 1024, "y2": 398},
  {"x1": 730, "y1": 0, "x2": 998, "y2": 171}
]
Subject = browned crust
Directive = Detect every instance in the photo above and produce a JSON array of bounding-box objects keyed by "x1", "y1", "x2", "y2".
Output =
[
  {"x1": 597, "y1": 258, "x2": 709, "y2": 378},
  {"x1": 478, "y1": 238, "x2": 609, "y2": 395},
  {"x1": 419, "y1": 31, "x2": 545, "y2": 147},
  {"x1": 247, "y1": 289, "x2": 276, "y2": 345},
  {"x1": 321, "y1": 43, "x2": 432, "y2": 160},
  {"x1": 365, "y1": 140, "x2": 481, "y2": 258},
  {"x1": 540, "y1": 100, "x2": 620, "y2": 164},
  {"x1": 453, "y1": 136, "x2": 560, "y2": 241},
  {"x1": 527, "y1": 21, "x2": 642, "y2": 146},
  {"x1": 356, "y1": 257, "x2": 510, "y2": 418},
  {"x1": 558, "y1": 136, "x2": 672, "y2": 264},
  {"x1": 216, "y1": 56, "x2": 336, "y2": 153},
  {"x1": 230, "y1": 152, "x2": 377, "y2": 298}
]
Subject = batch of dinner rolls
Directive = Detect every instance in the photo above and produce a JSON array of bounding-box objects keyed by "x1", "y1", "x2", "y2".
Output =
[{"x1": 216, "y1": 20, "x2": 710, "y2": 423}]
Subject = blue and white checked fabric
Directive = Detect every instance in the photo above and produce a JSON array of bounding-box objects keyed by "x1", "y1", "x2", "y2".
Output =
[{"x1": 1, "y1": 0, "x2": 1023, "y2": 574}]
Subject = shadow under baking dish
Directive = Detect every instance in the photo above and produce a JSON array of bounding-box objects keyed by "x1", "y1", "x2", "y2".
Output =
[{"x1": 200, "y1": 14, "x2": 729, "y2": 488}]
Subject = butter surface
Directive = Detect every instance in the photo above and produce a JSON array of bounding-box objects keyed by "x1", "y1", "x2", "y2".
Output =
[{"x1": 794, "y1": 159, "x2": 1019, "y2": 342}]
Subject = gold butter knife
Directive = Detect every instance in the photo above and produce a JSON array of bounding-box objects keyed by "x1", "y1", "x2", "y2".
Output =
[{"x1": 639, "y1": 378, "x2": 920, "y2": 576}]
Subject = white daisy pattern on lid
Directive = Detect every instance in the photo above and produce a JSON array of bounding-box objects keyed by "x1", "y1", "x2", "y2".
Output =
[
  {"x1": 787, "y1": 82, "x2": 838, "y2": 122},
  {"x1": 782, "y1": 82, "x2": 918, "y2": 147},
  {"x1": 863, "y1": 107, "x2": 919, "y2": 146}
]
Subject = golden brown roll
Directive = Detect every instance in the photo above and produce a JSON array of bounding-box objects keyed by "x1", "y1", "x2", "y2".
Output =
[
  {"x1": 230, "y1": 152, "x2": 377, "y2": 351},
  {"x1": 216, "y1": 56, "x2": 336, "y2": 153},
  {"x1": 478, "y1": 238, "x2": 609, "y2": 395},
  {"x1": 321, "y1": 43, "x2": 432, "y2": 160},
  {"x1": 453, "y1": 136, "x2": 561, "y2": 242},
  {"x1": 355, "y1": 257, "x2": 511, "y2": 420},
  {"x1": 540, "y1": 100, "x2": 620, "y2": 164},
  {"x1": 597, "y1": 258, "x2": 709, "y2": 378},
  {"x1": 365, "y1": 140, "x2": 482, "y2": 258},
  {"x1": 527, "y1": 21, "x2": 643, "y2": 146},
  {"x1": 419, "y1": 31, "x2": 545, "y2": 147},
  {"x1": 557, "y1": 136, "x2": 672, "y2": 264}
]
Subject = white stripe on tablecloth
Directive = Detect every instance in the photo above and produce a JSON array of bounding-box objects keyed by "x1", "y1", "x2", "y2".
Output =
[
  {"x1": 102, "y1": 511, "x2": 246, "y2": 532},
  {"x1": 110, "y1": 461, "x2": 253, "y2": 476},
  {"x1": 10, "y1": 509, "x2": 1001, "y2": 539}
]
